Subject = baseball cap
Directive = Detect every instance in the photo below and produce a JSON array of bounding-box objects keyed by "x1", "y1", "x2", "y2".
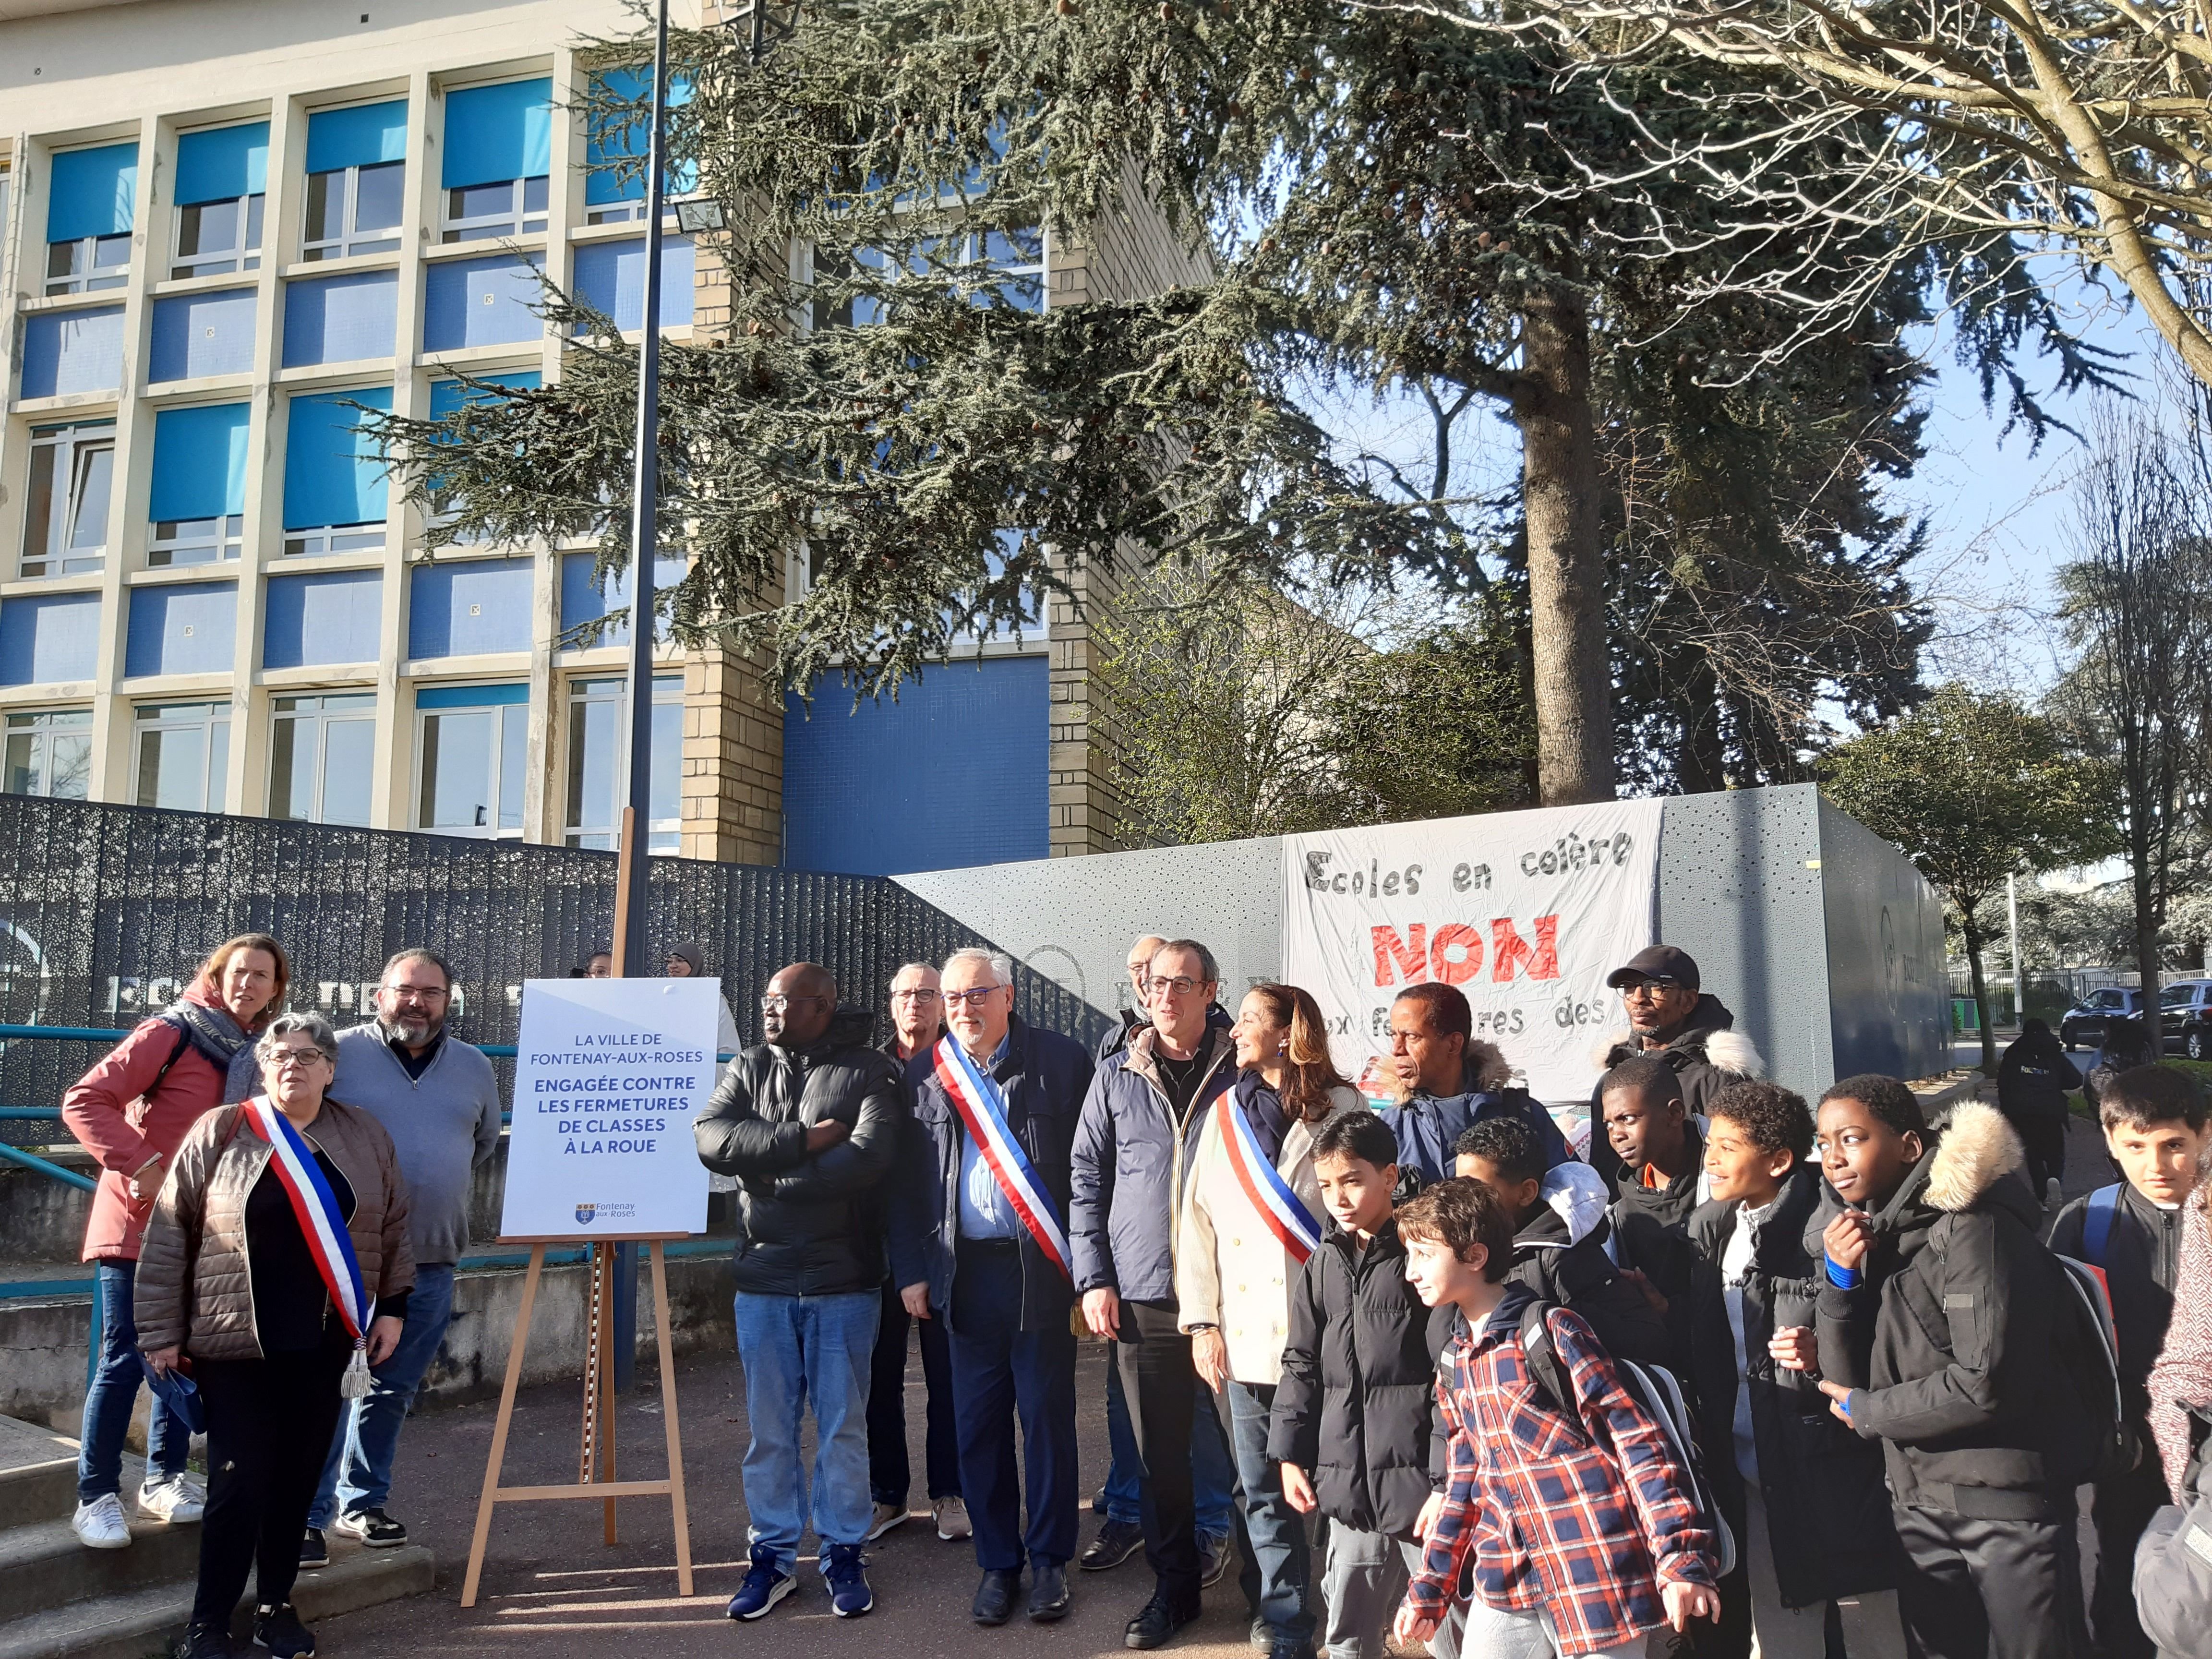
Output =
[{"x1": 1606, "y1": 945, "x2": 1700, "y2": 992}]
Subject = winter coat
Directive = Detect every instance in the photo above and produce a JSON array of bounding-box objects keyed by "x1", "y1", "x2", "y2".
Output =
[
  {"x1": 1069, "y1": 1022, "x2": 1239, "y2": 1304},
  {"x1": 890, "y1": 1015, "x2": 1094, "y2": 1331},
  {"x1": 1814, "y1": 1100, "x2": 2097, "y2": 1517},
  {"x1": 1601, "y1": 1118, "x2": 1710, "y2": 1311},
  {"x1": 694, "y1": 1006, "x2": 902, "y2": 1297},
  {"x1": 1381, "y1": 1040, "x2": 1572, "y2": 1189},
  {"x1": 1593, "y1": 995, "x2": 1765, "y2": 1119},
  {"x1": 1506, "y1": 1160, "x2": 1671, "y2": 1367},
  {"x1": 2049, "y1": 1178, "x2": 2186, "y2": 1431},
  {"x1": 1266, "y1": 1214, "x2": 1455, "y2": 1537},
  {"x1": 1683, "y1": 1168, "x2": 1899, "y2": 1609},
  {"x1": 1094, "y1": 999, "x2": 1233, "y2": 1064},
  {"x1": 1176, "y1": 1078, "x2": 1361, "y2": 1384},
  {"x1": 62, "y1": 983, "x2": 263, "y2": 1263},
  {"x1": 135, "y1": 1096, "x2": 415, "y2": 1362},
  {"x1": 1996, "y1": 1032, "x2": 2081, "y2": 1124}
]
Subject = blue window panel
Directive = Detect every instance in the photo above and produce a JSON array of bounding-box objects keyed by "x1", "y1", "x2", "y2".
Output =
[
  {"x1": 148, "y1": 289, "x2": 257, "y2": 383},
  {"x1": 783, "y1": 658, "x2": 1048, "y2": 875},
  {"x1": 48, "y1": 144, "x2": 138, "y2": 243},
  {"x1": 149, "y1": 405, "x2": 252, "y2": 523},
  {"x1": 559, "y1": 551, "x2": 685, "y2": 645},
  {"x1": 418, "y1": 680, "x2": 527, "y2": 708},
  {"x1": 443, "y1": 78, "x2": 552, "y2": 190},
  {"x1": 175, "y1": 122, "x2": 268, "y2": 206},
  {"x1": 422, "y1": 252, "x2": 545, "y2": 352},
  {"x1": 124, "y1": 581, "x2": 237, "y2": 677},
  {"x1": 305, "y1": 100, "x2": 408, "y2": 174},
  {"x1": 585, "y1": 69, "x2": 695, "y2": 204},
  {"x1": 407, "y1": 558, "x2": 534, "y2": 658},
  {"x1": 19, "y1": 306, "x2": 124, "y2": 399},
  {"x1": 283, "y1": 270, "x2": 398, "y2": 367},
  {"x1": 283, "y1": 388, "x2": 391, "y2": 530},
  {"x1": 428, "y1": 369, "x2": 541, "y2": 419},
  {"x1": 0, "y1": 594, "x2": 102, "y2": 686},
  {"x1": 571, "y1": 236, "x2": 695, "y2": 331},
  {"x1": 264, "y1": 570, "x2": 384, "y2": 669}
]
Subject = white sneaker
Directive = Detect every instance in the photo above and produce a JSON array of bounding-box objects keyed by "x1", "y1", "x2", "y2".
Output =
[
  {"x1": 866, "y1": 1501, "x2": 907, "y2": 1541},
  {"x1": 138, "y1": 1474, "x2": 206, "y2": 1524},
  {"x1": 932, "y1": 1495, "x2": 972, "y2": 1541},
  {"x1": 72, "y1": 1494, "x2": 132, "y2": 1550}
]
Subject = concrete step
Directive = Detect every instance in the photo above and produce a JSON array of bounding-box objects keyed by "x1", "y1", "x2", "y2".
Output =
[
  {"x1": 0, "y1": 1416, "x2": 84, "y2": 1528},
  {"x1": 0, "y1": 1542, "x2": 433, "y2": 1659},
  {"x1": 0, "y1": 1514, "x2": 204, "y2": 1621}
]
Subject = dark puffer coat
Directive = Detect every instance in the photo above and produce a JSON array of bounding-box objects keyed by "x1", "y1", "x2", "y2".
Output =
[
  {"x1": 1267, "y1": 1216, "x2": 1455, "y2": 1539},
  {"x1": 694, "y1": 1006, "x2": 902, "y2": 1297},
  {"x1": 1593, "y1": 994, "x2": 1765, "y2": 1118},
  {"x1": 1506, "y1": 1160, "x2": 1671, "y2": 1367}
]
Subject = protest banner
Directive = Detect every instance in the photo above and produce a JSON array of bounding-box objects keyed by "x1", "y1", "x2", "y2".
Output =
[{"x1": 1280, "y1": 800, "x2": 1665, "y2": 1106}]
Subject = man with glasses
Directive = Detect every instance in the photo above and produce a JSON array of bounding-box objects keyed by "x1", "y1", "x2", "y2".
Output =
[
  {"x1": 895, "y1": 949, "x2": 1094, "y2": 1624},
  {"x1": 306, "y1": 947, "x2": 500, "y2": 1562},
  {"x1": 1072, "y1": 939, "x2": 1245, "y2": 1649},
  {"x1": 867, "y1": 964, "x2": 968, "y2": 1546},
  {"x1": 696, "y1": 962, "x2": 902, "y2": 1622},
  {"x1": 1097, "y1": 935, "x2": 1167, "y2": 1062},
  {"x1": 1594, "y1": 945, "x2": 1763, "y2": 1118}
]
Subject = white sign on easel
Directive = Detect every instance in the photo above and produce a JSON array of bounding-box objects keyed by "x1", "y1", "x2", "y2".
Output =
[{"x1": 498, "y1": 977, "x2": 720, "y2": 1239}]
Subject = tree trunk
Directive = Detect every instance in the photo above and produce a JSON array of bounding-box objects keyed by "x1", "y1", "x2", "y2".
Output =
[
  {"x1": 1675, "y1": 658, "x2": 1726, "y2": 795},
  {"x1": 1960, "y1": 904, "x2": 1997, "y2": 1075},
  {"x1": 2132, "y1": 833, "x2": 2164, "y2": 1037},
  {"x1": 1515, "y1": 289, "x2": 1613, "y2": 806}
]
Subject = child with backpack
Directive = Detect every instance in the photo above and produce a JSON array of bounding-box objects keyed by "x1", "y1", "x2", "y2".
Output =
[
  {"x1": 1682, "y1": 1080, "x2": 1904, "y2": 1659},
  {"x1": 1793, "y1": 1074, "x2": 2095, "y2": 1659},
  {"x1": 2046, "y1": 1063, "x2": 2210, "y2": 1659},
  {"x1": 1393, "y1": 1177, "x2": 1721, "y2": 1659}
]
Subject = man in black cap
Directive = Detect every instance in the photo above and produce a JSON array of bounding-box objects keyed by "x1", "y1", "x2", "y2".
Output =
[{"x1": 1592, "y1": 945, "x2": 1763, "y2": 1119}]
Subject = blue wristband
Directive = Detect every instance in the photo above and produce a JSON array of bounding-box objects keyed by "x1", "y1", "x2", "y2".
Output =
[{"x1": 1825, "y1": 1255, "x2": 1861, "y2": 1289}]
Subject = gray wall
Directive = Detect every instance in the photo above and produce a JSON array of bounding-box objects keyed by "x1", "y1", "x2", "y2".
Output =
[{"x1": 1818, "y1": 794, "x2": 1950, "y2": 1084}]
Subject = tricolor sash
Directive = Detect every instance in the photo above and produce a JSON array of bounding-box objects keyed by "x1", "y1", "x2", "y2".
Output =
[
  {"x1": 242, "y1": 1096, "x2": 375, "y2": 1397},
  {"x1": 1217, "y1": 1092, "x2": 1322, "y2": 1263},
  {"x1": 933, "y1": 1035, "x2": 1072, "y2": 1282}
]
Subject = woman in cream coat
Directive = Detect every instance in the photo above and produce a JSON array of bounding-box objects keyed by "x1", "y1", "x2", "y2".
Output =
[{"x1": 1178, "y1": 984, "x2": 1359, "y2": 1659}]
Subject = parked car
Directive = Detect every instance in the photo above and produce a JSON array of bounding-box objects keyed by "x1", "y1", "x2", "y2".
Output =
[
  {"x1": 2163, "y1": 979, "x2": 2212, "y2": 1059},
  {"x1": 2060, "y1": 986, "x2": 2145, "y2": 1051}
]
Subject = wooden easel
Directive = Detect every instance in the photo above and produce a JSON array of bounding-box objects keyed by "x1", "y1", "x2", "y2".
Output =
[{"x1": 458, "y1": 1233, "x2": 696, "y2": 1606}]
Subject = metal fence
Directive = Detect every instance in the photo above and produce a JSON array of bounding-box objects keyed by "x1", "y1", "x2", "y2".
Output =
[{"x1": 0, "y1": 794, "x2": 1111, "y2": 1147}]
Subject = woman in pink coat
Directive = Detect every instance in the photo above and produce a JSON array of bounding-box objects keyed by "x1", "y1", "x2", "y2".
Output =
[{"x1": 61, "y1": 933, "x2": 289, "y2": 1550}]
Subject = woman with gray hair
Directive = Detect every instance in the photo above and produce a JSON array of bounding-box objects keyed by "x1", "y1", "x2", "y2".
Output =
[{"x1": 137, "y1": 1011, "x2": 413, "y2": 1659}]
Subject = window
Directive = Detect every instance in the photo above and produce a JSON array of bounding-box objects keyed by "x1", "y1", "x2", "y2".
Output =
[
  {"x1": 149, "y1": 404, "x2": 250, "y2": 566},
  {"x1": 812, "y1": 228, "x2": 1044, "y2": 329},
  {"x1": 583, "y1": 67, "x2": 695, "y2": 225},
  {"x1": 441, "y1": 79, "x2": 550, "y2": 243},
  {"x1": 46, "y1": 144, "x2": 137, "y2": 296},
  {"x1": 2, "y1": 708, "x2": 92, "y2": 799},
  {"x1": 2164, "y1": 984, "x2": 2199, "y2": 1008},
  {"x1": 564, "y1": 675, "x2": 681, "y2": 853},
  {"x1": 415, "y1": 684, "x2": 526, "y2": 837},
  {"x1": 268, "y1": 692, "x2": 376, "y2": 825},
  {"x1": 132, "y1": 702, "x2": 230, "y2": 811},
  {"x1": 283, "y1": 389, "x2": 390, "y2": 555},
  {"x1": 301, "y1": 100, "x2": 408, "y2": 262},
  {"x1": 23, "y1": 422, "x2": 116, "y2": 578},
  {"x1": 172, "y1": 122, "x2": 267, "y2": 279}
]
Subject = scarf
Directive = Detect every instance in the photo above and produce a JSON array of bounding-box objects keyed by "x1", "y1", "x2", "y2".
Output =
[
  {"x1": 163, "y1": 996, "x2": 262, "y2": 1104},
  {"x1": 1232, "y1": 1073, "x2": 1291, "y2": 1164},
  {"x1": 2150, "y1": 1200, "x2": 2212, "y2": 1501}
]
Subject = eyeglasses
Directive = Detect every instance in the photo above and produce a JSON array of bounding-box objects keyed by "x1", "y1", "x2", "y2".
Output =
[
  {"x1": 384, "y1": 984, "x2": 448, "y2": 1003},
  {"x1": 943, "y1": 986, "x2": 1004, "y2": 1008},
  {"x1": 271, "y1": 1048, "x2": 329, "y2": 1069},
  {"x1": 1150, "y1": 975, "x2": 1203, "y2": 997},
  {"x1": 891, "y1": 988, "x2": 941, "y2": 1004},
  {"x1": 760, "y1": 994, "x2": 830, "y2": 1012},
  {"x1": 1620, "y1": 978, "x2": 1679, "y2": 1000}
]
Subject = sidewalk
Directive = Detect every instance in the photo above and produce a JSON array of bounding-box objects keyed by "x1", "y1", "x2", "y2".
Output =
[{"x1": 310, "y1": 1334, "x2": 1269, "y2": 1659}]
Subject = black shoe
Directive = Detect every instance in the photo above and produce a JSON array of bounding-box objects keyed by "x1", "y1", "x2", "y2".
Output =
[
  {"x1": 297, "y1": 1528, "x2": 328, "y2": 1571},
  {"x1": 330, "y1": 1507, "x2": 407, "y2": 1548},
  {"x1": 1199, "y1": 1533, "x2": 1231, "y2": 1588},
  {"x1": 1027, "y1": 1561, "x2": 1071, "y2": 1623},
  {"x1": 1125, "y1": 1589, "x2": 1201, "y2": 1650},
  {"x1": 1267, "y1": 1642, "x2": 1316, "y2": 1659},
  {"x1": 252, "y1": 1603, "x2": 315, "y2": 1659},
  {"x1": 179, "y1": 1623, "x2": 233, "y2": 1659},
  {"x1": 973, "y1": 1569, "x2": 1020, "y2": 1626},
  {"x1": 1082, "y1": 1517, "x2": 1144, "y2": 1571}
]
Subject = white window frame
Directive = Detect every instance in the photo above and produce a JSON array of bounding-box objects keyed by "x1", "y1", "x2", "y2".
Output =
[
  {"x1": 23, "y1": 422, "x2": 117, "y2": 578},
  {"x1": 171, "y1": 190, "x2": 264, "y2": 280},
  {"x1": 149, "y1": 513, "x2": 245, "y2": 567},
  {"x1": 301, "y1": 159, "x2": 406, "y2": 262},
  {"x1": 267, "y1": 692, "x2": 378, "y2": 824},
  {"x1": 131, "y1": 701, "x2": 231, "y2": 812},
  {"x1": 283, "y1": 524, "x2": 387, "y2": 558},
  {"x1": 46, "y1": 232, "x2": 131, "y2": 296},
  {"x1": 412, "y1": 694, "x2": 528, "y2": 840},
  {"x1": 441, "y1": 172, "x2": 548, "y2": 243},
  {"x1": 1, "y1": 708, "x2": 93, "y2": 799},
  {"x1": 563, "y1": 674, "x2": 682, "y2": 853}
]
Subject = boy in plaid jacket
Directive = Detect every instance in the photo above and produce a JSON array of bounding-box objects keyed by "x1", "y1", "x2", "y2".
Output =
[{"x1": 1393, "y1": 1178, "x2": 1721, "y2": 1659}]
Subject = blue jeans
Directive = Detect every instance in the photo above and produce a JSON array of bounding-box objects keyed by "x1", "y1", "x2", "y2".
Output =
[
  {"x1": 308, "y1": 1264, "x2": 455, "y2": 1527},
  {"x1": 1103, "y1": 1355, "x2": 1234, "y2": 1536},
  {"x1": 1227, "y1": 1380, "x2": 1315, "y2": 1644},
  {"x1": 733, "y1": 1289, "x2": 879, "y2": 1574},
  {"x1": 79, "y1": 1259, "x2": 189, "y2": 1503}
]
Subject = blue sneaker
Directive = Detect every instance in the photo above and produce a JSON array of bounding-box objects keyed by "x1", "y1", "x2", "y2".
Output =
[
  {"x1": 821, "y1": 1542, "x2": 874, "y2": 1618},
  {"x1": 726, "y1": 1545, "x2": 795, "y2": 1621}
]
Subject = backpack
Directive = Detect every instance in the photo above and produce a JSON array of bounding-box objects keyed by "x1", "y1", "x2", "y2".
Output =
[
  {"x1": 2133, "y1": 1414, "x2": 2212, "y2": 1654},
  {"x1": 2046, "y1": 1228, "x2": 2134, "y2": 1484},
  {"x1": 1516, "y1": 1298, "x2": 1739, "y2": 1580}
]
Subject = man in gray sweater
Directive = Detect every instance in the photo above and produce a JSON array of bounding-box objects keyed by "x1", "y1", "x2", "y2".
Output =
[{"x1": 304, "y1": 947, "x2": 502, "y2": 1562}]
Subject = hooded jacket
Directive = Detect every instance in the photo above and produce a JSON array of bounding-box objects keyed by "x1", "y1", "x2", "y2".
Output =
[
  {"x1": 1381, "y1": 1040, "x2": 1572, "y2": 1188},
  {"x1": 1602, "y1": 1119, "x2": 1711, "y2": 1300},
  {"x1": 2048, "y1": 1177, "x2": 2186, "y2": 1429},
  {"x1": 1683, "y1": 1167, "x2": 1899, "y2": 1608},
  {"x1": 1506, "y1": 1161, "x2": 1670, "y2": 1367},
  {"x1": 1814, "y1": 1101, "x2": 2096, "y2": 1517},
  {"x1": 1996, "y1": 1027, "x2": 2082, "y2": 1124},
  {"x1": 1594, "y1": 995, "x2": 1765, "y2": 1119},
  {"x1": 694, "y1": 1005, "x2": 902, "y2": 1297}
]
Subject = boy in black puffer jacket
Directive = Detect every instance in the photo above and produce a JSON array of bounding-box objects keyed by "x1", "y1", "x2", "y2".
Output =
[
  {"x1": 1268, "y1": 1111, "x2": 1455, "y2": 1659},
  {"x1": 1793, "y1": 1074, "x2": 2092, "y2": 1659}
]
